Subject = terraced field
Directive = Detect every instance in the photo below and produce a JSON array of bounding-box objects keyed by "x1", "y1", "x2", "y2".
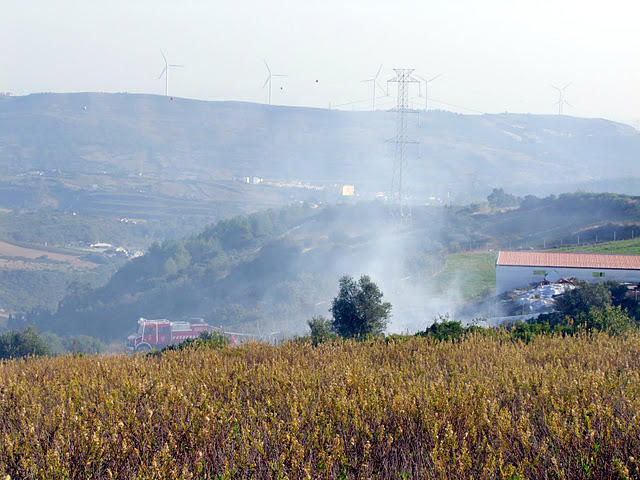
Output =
[{"x1": 0, "y1": 240, "x2": 96, "y2": 269}]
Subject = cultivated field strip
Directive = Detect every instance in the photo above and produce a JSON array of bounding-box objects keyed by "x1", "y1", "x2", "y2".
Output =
[{"x1": 1, "y1": 334, "x2": 640, "y2": 479}]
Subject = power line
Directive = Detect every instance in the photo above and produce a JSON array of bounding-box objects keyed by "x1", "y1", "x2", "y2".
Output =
[
  {"x1": 361, "y1": 65, "x2": 384, "y2": 111},
  {"x1": 427, "y1": 97, "x2": 484, "y2": 114},
  {"x1": 387, "y1": 68, "x2": 420, "y2": 221}
]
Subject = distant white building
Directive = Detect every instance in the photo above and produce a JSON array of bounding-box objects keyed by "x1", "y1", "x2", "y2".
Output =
[
  {"x1": 342, "y1": 185, "x2": 355, "y2": 196},
  {"x1": 90, "y1": 242, "x2": 114, "y2": 249},
  {"x1": 496, "y1": 251, "x2": 640, "y2": 294}
]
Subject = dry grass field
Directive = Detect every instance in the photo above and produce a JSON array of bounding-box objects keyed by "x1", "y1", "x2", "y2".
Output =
[
  {"x1": 1, "y1": 334, "x2": 640, "y2": 479},
  {"x1": 0, "y1": 240, "x2": 96, "y2": 270}
]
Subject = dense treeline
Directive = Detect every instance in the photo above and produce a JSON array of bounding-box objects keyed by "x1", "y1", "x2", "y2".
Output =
[
  {"x1": 18, "y1": 203, "x2": 321, "y2": 339},
  {"x1": 0, "y1": 327, "x2": 106, "y2": 359}
]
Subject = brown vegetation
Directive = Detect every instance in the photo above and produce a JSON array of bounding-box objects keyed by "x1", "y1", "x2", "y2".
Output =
[
  {"x1": 0, "y1": 240, "x2": 96, "y2": 270},
  {"x1": 1, "y1": 333, "x2": 640, "y2": 479}
]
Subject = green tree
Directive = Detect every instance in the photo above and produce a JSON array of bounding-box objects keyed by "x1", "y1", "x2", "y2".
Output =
[
  {"x1": 307, "y1": 315, "x2": 335, "y2": 346},
  {"x1": 330, "y1": 275, "x2": 391, "y2": 339},
  {"x1": 577, "y1": 305, "x2": 633, "y2": 335},
  {"x1": 555, "y1": 281, "x2": 612, "y2": 318},
  {"x1": 487, "y1": 188, "x2": 519, "y2": 208},
  {"x1": 0, "y1": 327, "x2": 50, "y2": 359}
]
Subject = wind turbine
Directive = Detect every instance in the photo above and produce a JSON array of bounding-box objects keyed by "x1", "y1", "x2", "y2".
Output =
[
  {"x1": 415, "y1": 73, "x2": 441, "y2": 111},
  {"x1": 158, "y1": 51, "x2": 183, "y2": 97},
  {"x1": 552, "y1": 82, "x2": 571, "y2": 115},
  {"x1": 263, "y1": 60, "x2": 287, "y2": 105},
  {"x1": 361, "y1": 64, "x2": 385, "y2": 111}
]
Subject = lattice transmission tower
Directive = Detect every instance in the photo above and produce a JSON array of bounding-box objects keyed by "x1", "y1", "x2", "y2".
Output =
[{"x1": 387, "y1": 69, "x2": 420, "y2": 220}]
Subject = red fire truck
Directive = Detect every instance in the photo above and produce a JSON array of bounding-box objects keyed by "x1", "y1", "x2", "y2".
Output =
[{"x1": 126, "y1": 317, "x2": 213, "y2": 352}]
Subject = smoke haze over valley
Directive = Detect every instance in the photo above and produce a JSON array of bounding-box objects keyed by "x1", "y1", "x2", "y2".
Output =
[
  {"x1": 5, "y1": 5, "x2": 640, "y2": 478},
  {"x1": 0, "y1": 91, "x2": 639, "y2": 341},
  {"x1": 1, "y1": 0, "x2": 640, "y2": 343}
]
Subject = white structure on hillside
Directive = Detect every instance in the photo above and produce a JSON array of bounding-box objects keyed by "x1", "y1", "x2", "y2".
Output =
[{"x1": 496, "y1": 251, "x2": 640, "y2": 294}]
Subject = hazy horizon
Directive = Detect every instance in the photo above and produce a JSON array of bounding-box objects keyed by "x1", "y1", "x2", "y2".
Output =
[{"x1": 1, "y1": 0, "x2": 639, "y2": 126}]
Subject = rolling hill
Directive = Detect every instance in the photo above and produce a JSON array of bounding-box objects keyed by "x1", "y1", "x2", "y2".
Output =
[
  {"x1": 2, "y1": 93, "x2": 640, "y2": 333},
  {"x1": 1, "y1": 92, "x2": 639, "y2": 200},
  {"x1": 18, "y1": 192, "x2": 640, "y2": 341}
]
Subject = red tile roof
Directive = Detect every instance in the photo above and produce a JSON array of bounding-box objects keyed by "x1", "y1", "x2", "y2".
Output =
[{"x1": 497, "y1": 251, "x2": 640, "y2": 270}]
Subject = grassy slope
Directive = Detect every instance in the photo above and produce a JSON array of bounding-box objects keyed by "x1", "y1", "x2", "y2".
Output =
[
  {"x1": 433, "y1": 252, "x2": 498, "y2": 301},
  {"x1": 546, "y1": 237, "x2": 640, "y2": 255}
]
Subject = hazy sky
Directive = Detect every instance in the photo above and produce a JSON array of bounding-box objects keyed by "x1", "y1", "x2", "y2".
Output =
[{"x1": 2, "y1": 0, "x2": 639, "y2": 124}]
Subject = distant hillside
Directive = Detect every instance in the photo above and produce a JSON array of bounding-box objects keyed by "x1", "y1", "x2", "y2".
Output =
[{"x1": 1, "y1": 93, "x2": 639, "y2": 200}]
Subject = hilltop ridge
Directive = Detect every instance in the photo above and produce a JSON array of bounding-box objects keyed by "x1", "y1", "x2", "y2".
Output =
[{"x1": 2, "y1": 92, "x2": 639, "y2": 199}]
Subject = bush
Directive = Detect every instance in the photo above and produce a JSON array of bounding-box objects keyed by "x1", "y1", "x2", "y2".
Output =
[
  {"x1": 417, "y1": 315, "x2": 465, "y2": 342},
  {"x1": 576, "y1": 305, "x2": 634, "y2": 335},
  {"x1": 0, "y1": 327, "x2": 50, "y2": 359},
  {"x1": 307, "y1": 315, "x2": 336, "y2": 346},
  {"x1": 155, "y1": 330, "x2": 228, "y2": 355},
  {"x1": 555, "y1": 281, "x2": 612, "y2": 317},
  {"x1": 40, "y1": 332, "x2": 106, "y2": 356}
]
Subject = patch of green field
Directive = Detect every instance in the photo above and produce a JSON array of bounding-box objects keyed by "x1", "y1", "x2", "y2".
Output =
[
  {"x1": 433, "y1": 252, "x2": 498, "y2": 301},
  {"x1": 546, "y1": 238, "x2": 640, "y2": 255}
]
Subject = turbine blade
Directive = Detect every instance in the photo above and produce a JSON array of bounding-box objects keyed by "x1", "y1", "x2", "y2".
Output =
[
  {"x1": 169, "y1": 64, "x2": 184, "y2": 68},
  {"x1": 160, "y1": 50, "x2": 167, "y2": 64},
  {"x1": 158, "y1": 66, "x2": 167, "y2": 79},
  {"x1": 375, "y1": 64, "x2": 383, "y2": 79},
  {"x1": 562, "y1": 82, "x2": 571, "y2": 90},
  {"x1": 428, "y1": 73, "x2": 442, "y2": 82},
  {"x1": 272, "y1": 74, "x2": 287, "y2": 77},
  {"x1": 264, "y1": 60, "x2": 271, "y2": 75},
  {"x1": 262, "y1": 76, "x2": 270, "y2": 89}
]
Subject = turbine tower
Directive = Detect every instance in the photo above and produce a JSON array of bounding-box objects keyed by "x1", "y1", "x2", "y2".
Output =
[
  {"x1": 158, "y1": 51, "x2": 183, "y2": 97},
  {"x1": 387, "y1": 68, "x2": 420, "y2": 220},
  {"x1": 263, "y1": 60, "x2": 287, "y2": 105},
  {"x1": 415, "y1": 73, "x2": 441, "y2": 111},
  {"x1": 553, "y1": 82, "x2": 571, "y2": 115},
  {"x1": 361, "y1": 64, "x2": 384, "y2": 111}
]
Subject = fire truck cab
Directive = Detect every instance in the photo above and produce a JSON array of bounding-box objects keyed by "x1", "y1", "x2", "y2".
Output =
[{"x1": 126, "y1": 317, "x2": 212, "y2": 352}]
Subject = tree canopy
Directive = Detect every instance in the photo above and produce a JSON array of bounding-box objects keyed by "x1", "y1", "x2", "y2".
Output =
[
  {"x1": 330, "y1": 275, "x2": 391, "y2": 338},
  {"x1": 555, "y1": 281, "x2": 613, "y2": 318},
  {"x1": 487, "y1": 188, "x2": 520, "y2": 208},
  {"x1": 0, "y1": 327, "x2": 50, "y2": 359}
]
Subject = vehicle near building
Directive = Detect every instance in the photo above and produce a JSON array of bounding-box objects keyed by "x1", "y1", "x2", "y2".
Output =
[{"x1": 126, "y1": 317, "x2": 213, "y2": 352}]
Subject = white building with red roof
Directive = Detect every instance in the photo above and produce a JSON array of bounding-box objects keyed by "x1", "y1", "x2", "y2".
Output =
[{"x1": 496, "y1": 251, "x2": 640, "y2": 294}]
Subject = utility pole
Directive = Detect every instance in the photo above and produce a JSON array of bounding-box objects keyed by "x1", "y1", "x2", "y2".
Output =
[{"x1": 387, "y1": 68, "x2": 420, "y2": 220}]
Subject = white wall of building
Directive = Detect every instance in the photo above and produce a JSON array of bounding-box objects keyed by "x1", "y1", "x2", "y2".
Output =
[{"x1": 496, "y1": 265, "x2": 640, "y2": 294}]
